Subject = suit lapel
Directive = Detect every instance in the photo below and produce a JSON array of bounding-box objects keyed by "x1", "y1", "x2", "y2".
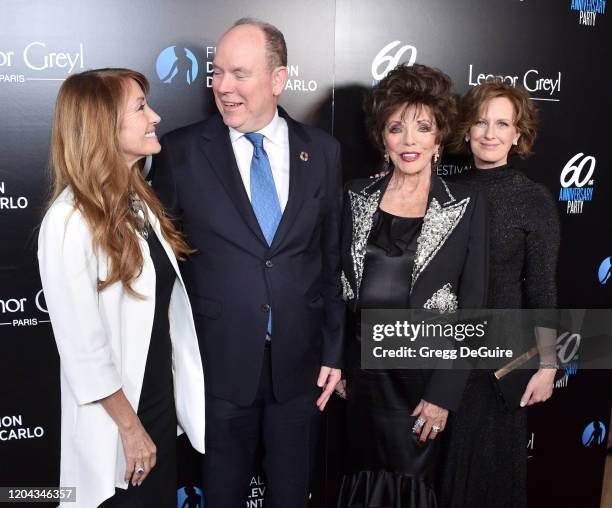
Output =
[
  {"x1": 345, "y1": 173, "x2": 471, "y2": 300},
  {"x1": 199, "y1": 117, "x2": 267, "y2": 245},
  {"x1": 269, "y1": 113, "x2": 309, "y2": 251},
  {"x1": 410, "y1": 174, "x2": 470, "y2": 292},
  {"x1": 346, "y1": 174, "x2": 389, "y2": 298}
]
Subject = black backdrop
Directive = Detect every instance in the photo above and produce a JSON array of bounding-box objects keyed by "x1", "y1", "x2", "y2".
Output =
[{"x1": 1, "y1": 1, "x2": 610, "y2": 506}]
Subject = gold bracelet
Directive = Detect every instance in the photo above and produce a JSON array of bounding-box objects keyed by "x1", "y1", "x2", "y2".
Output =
[{"x1": 539, "y1": 362, "x2": 559, "y2": 369}]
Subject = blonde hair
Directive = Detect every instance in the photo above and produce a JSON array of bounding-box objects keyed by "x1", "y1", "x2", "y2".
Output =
[{"x1": 49, "y1": 68, "x2": 192, "y2": 296}]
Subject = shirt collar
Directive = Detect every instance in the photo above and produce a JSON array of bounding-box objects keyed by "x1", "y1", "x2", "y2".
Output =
[{"x1": 228, "y1": 109, "x2": 284, "y2": 146}]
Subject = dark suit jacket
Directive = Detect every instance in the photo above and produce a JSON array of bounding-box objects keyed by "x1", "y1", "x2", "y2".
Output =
[
  {"x1": 152, "y1": 107, "x2": 344, "y2": 406},
  {"x1": 340, "y1": 172, "x2": 488, "y2": 411}
]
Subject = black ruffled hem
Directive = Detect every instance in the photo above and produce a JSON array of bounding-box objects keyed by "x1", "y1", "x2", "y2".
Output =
[{"x1": 337, "y1": 470, "x2": 437, "y2": 508}]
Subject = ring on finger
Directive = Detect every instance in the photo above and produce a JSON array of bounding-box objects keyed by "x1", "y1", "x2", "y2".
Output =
[
  {"x1": 431, "y1": 425, "x2": 441, "y2": 433},
  {"x1": 135, "y1": 466, "x2": 145, "y2": 475},
  {"x1": 412, "y1": 417, "x2": 426, "y2": 432}
]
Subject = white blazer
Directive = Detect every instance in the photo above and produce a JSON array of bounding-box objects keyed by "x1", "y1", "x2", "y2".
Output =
[{"x1": 38, "y1": 187, "x2": 205, "y2": 508}]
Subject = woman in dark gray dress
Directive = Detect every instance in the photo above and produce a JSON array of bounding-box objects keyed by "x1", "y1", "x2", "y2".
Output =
[{"x1": 440, "y1": 80, "x2": 560, "y2": 508}]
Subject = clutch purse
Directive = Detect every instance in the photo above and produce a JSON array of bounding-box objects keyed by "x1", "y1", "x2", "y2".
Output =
[{"x1": 492, "y1": 347, "x2": 538, "y2": 410}]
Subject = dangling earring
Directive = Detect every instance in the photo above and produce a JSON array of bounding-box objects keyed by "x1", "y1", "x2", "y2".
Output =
[
  {"x1": 464, "y1": 134, "x2": 470, "y2": 143},
  {"x1": 383, "y1": 152, "x2": 391, "y2": 171},
  {"x1": 433, "y1": 150, "x2": 440, "y2": 164}
]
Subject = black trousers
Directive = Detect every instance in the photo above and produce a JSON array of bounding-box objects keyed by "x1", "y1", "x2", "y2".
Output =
[{"x1": 202, "y1": 345, "x2": 321, "y2": 508}]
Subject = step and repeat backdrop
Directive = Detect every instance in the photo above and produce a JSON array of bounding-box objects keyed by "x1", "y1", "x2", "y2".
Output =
[{"x1": 1, "y1": 0, "x2": 610, "y2": 507}]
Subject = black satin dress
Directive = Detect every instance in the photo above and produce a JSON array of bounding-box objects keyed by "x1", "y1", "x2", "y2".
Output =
[
  {"x1": 338, "y1": 210, "x2": 439, "y2": 508},
  {"x1": 101, "y1": 231, "x2": 177, "y2": 508}
]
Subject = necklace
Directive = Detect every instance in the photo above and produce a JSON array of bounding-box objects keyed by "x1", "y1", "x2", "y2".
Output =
[{"x1": 128, "y1": 194, "x2": 149, "y2": 239}]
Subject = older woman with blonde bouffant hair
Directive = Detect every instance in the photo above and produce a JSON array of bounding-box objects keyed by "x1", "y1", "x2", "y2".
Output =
[
  {"x1": 38, "y1": 68, "x2": 205, "y2": 508},
  {"x1": 441, "y1": 79, "x2": 560, "y2": 508}
]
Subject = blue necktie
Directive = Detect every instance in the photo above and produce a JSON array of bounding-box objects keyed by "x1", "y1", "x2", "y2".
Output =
[{"x1": 244, "y1": 132, "x2": 281, "y2": 334}]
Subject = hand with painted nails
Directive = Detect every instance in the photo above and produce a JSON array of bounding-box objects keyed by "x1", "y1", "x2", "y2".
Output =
[{"x1": 411, "y1": 399, "x2": 449, "y2": 442}]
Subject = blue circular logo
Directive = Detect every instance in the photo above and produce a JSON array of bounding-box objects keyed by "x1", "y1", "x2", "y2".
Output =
[
  {"x1": 598, "y1": 257, "x2": 611, "y2": 285},
  {"x1": 581, "y1": 421, "x2": 606, "y2": 447},
  {"x1": 177, "y1": 485, "x2": 204, "y2": 507},
  {"x1": 156, "y1": 46, "x2": 198, "y2": 85}
]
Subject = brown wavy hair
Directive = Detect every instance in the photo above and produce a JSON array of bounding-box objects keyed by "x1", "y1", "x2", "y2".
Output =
[
  {"x1": 49, "y1": 68, "x2": 192, "y2": 297},
  {"x1": 450, "y1": 78, "x2": 538, "y2": 157},
  {"x1": 365, "y1": 63, "x2": 457, "y2": 154}
]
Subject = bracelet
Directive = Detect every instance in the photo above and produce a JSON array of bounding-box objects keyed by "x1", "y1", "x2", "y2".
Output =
[{"x1": 539, "y1": 362, "x2": 559, "y2": 369}]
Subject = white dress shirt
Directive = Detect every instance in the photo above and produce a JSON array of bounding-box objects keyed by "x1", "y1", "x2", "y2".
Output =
[{"x1": 228, "y1": 110, "x2": 290, "y2": 212}]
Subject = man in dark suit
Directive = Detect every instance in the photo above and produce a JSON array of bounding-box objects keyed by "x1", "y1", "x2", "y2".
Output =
[{"x1": 152, "y1": 18, "x2": 344, "y2": 508}]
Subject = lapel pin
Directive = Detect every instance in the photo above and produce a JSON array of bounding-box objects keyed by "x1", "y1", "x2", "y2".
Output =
[{"x1": 299, "y1": 151, "x2": 309, "y2": 162}]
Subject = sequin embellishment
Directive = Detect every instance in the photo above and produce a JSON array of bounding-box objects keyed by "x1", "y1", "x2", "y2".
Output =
[
  {"x1": 341, "y1": 271, "x2": 354, "y2": 301},
  {"x1": 423, "y1": 283, "x2": 458, "y2": 313},
  {"x1": 411, "y1": 197, "x2": 470, "y2": 290},
  {"x1": 440, "y1": 178, "x2": 456, "y2": 205},
  {"x1": 348, "y1": 189, "x2": 381, "y2": 298}
]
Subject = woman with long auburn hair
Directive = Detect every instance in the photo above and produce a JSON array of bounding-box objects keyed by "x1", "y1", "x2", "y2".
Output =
[{"x1": 38, "y1": 68, "x2": 205, "y2": 507}]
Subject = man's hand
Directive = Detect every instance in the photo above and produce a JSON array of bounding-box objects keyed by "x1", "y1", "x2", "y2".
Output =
[{"x1": 316, "y1": 366, "x2": 342, "y2": 411}]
